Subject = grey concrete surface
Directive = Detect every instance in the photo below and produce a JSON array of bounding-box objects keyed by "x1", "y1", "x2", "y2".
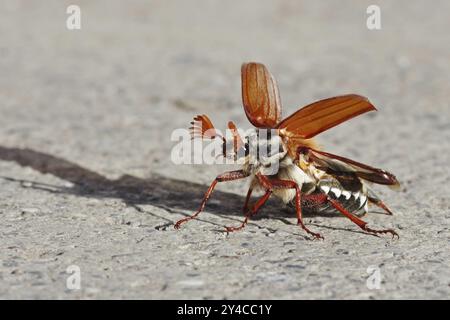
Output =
[{"x1": 0, "y1": 0, "x2": 449, "y2": 299}]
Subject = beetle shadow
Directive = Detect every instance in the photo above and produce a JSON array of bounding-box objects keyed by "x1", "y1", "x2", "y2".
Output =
[{"x1": 0, "y1": 146, "x2": 345, "y2": 230}]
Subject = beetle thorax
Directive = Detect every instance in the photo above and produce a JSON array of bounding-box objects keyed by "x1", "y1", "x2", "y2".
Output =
[{"x1": 241, "y1": 128, "x2": 288, "y2": 176}]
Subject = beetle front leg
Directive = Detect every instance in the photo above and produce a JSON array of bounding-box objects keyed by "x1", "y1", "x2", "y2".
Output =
[{"x1": 174, "y1": 170, "x2": 249, "y2": 229}]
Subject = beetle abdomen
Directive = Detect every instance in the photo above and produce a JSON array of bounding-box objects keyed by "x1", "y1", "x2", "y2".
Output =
[{"x1": 310, "y1": 179, "x2": 368, "y2": 216}]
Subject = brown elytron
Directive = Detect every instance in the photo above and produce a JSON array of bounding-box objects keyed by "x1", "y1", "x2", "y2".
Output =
[
  {"x1": 175, "y1": 62, "x2": 399, "y2": 239},
  {"x1": 241, "y1": 62, "x2": 282, "y2": 128}
]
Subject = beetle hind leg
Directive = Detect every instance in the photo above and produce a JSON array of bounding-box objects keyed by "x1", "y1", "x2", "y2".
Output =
[
  {"x1": 328, "y1": 198, "x2": 399, "y2": 239},
  {"x1": 366, "y1": 187, "x2": 395, "y2": 215},
  {"x1": 368, "y1": 196, "x2": 394, "y2": 215}
]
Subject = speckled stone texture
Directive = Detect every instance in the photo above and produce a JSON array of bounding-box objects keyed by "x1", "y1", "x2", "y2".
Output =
[{"x1": 0, "y1": 0, "x2": 449, "y2": 299}]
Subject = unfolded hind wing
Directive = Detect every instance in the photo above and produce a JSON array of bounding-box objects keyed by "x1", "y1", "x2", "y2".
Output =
[{"x1": 299, "y1": 147, "x2": 400, "y2": 188}]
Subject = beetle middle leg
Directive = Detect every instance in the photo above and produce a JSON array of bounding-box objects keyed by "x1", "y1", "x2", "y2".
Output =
[
  {"x1": 226, "y1": 173, "x2": 324, "y2": 239},
  {"x1": 225, "y1": 189, "x2": 271, "y2": 232},
  {"x1": 224, "y1": 173, "x2": 274, "y2": 233},
  {"x1": 174, "y1": 170, "x2": 249, "y2": 229},
  {"x1": 242, "y1": 187, "x2": 254, "y2": 214},
  {"x1": 264, "y1": 176, "x2": 324, "y2": 240}
]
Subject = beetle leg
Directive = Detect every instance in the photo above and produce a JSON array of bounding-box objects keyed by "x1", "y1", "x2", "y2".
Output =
[
  {"x1": 225, "y1": 189, "x2": 272, "y2": 232},
  {"x1": 368, "y1": 196, "x2": 394, "y2": 215},
  {"x1": 242, "y1": 187, "x2": 253, "y2": 214},
  {"x1": 328, "y1": 198, "x2": 399, "y2": 238},
  {"x1": 260, "y1": 174, "x2": 324, "y2": 240},
  {"x1": 174, "y1": 170, "x2": 249, "y2": 229},
  {"x1": 224, "y1": 173, "x2": 275, "y2": 232}
]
